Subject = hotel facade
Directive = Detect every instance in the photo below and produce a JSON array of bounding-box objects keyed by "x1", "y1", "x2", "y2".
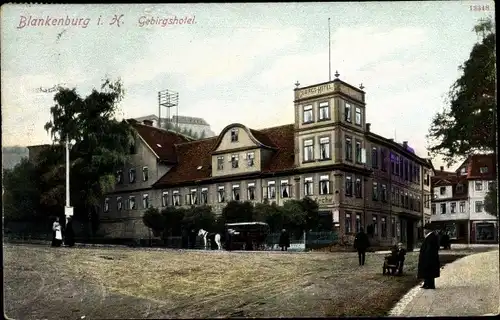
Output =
[{"x1": 99, "y1": 77, "x2": 433, "y2": 250}]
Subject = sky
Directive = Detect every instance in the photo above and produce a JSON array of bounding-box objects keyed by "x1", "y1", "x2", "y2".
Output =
[{"x1": 1, "y1": 1, "x2": 495, "y2": 170}]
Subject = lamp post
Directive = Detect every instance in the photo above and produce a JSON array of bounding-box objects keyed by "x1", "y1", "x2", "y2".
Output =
[{"x1": 65, "y1": 137, "x2": 74, "y2": 225}]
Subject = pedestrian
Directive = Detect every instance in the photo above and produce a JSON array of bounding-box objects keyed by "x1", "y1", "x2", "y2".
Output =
[
  {"x1": 64, "y1": 216, "x2": 75, "y2": 247},
  {"x1": 417, "y1": 223, "x2": 441, "y2": 289},
  {"x1": 226, "y1": 228, "x2": 233, "y2": 251},
  {"x1": 396, "y1": 242, "x2": 407, "y2": 274},
  {"x1": 279, "y1": 229, "x2": 290, "y2": 251},
  {"x1": 51, "y1": 217, "x2": 63, "y2": 247},
  {"x1": 353, "y1": 227, "x2": 370, "y2": 266}
]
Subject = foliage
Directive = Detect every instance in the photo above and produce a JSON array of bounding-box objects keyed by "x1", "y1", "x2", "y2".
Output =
[
  {"x1": 161, "y1": 206, "x2": 186, "y2": 236},
  {"x1": 142, "y1": 207, "x2": 165, "y2": 237},
  {"x1": 2, "y1": 158, "x2": 42, "y2": 222},
  {"x1": 484, "y1": 182, "x2": 498, "y2": 216},
  {"x1": 221, "y1": 201, "x2": 254, "y2": 223},
  {"x1": 42, "y1": 78, "x2": 136, "y2": 233},
  {"x1": 182, "y1": 205, "x2": 216, "y2": 231},
  {"x1": 427, "y1": 17, "x2": 496, "y2": 166}
]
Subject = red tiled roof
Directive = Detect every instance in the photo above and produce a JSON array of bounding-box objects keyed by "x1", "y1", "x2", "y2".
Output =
[
  {"x1": 431, "y1": 175, "x2": 467, "y2": 187},
  {"x1": 154, "y1": 124, "x2": 295, "y2": 187},
  {"x1": 466, "y1": 154, "x2": 496, "y2": 180},
  {"x1": 129, "y1": 120, "x2": 193, "y2": 162}
]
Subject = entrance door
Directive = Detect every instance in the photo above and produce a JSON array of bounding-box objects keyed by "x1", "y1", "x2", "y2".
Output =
[{"x1": 406, "y1": 220, "x2": 414, "y2": 252}]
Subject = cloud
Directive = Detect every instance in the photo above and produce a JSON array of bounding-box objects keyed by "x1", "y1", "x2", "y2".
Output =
[{"x1": 122, "y1": 26, "x2": 303, "y2": 88}]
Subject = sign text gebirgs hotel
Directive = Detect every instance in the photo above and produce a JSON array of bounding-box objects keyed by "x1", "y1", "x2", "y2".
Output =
[{"x1": 296, "y1": 83, "x2": 336, "y2": 100}]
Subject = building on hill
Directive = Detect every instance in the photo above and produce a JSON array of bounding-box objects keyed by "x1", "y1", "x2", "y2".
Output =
[
  {"x1": 133, "y1": 114, "x2": 216, "y2": 138},
  {"x1": 99, "y1": 76, "x2": 434, "y2": 250},
  {"x1": 430, "y1": 154, "x2": 498, "y2": 244}
]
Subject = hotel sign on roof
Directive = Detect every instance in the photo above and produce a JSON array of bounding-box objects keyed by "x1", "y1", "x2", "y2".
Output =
[
  {"x1": 295, "y1": 80, "x2": 365, "y2": 102},
  {"x1": 296, "y1": 83, "x2": 336, "y2": 100}
]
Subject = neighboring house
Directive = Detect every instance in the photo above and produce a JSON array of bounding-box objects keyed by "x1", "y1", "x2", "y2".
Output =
[
  {"x1": 430, "y1": 155, "x2": 498, "y2": 244},
  {"x1": 98, "y1": 119, "x2": 193, "y2": 240},
  {"x1": 134, "y1": 114, "x2": 216, "y2": 138},
  {"x1": 104, "y1": 77, "x2": 434, "y2": 250}
]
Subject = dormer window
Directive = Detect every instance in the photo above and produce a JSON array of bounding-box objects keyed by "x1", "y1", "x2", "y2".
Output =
[
  {"x1": 231, "y1": 129, "x2": 239, "y2": 142},
  {"x1": 142, "y1": 166, "x2": 149, "y2": 181},
  {"x1": 456, "y1": 183, "x2": 463, "y2": 193},
  {"x1": 129, "y1": 168, "x2": 136, "y2": 183},
  {"x1": 217, "y1": 156, "x2": 224, "y2": 170},
  {"x1": 247, "y1": 152, "x2": 255, "y2": 167},
  {"x1": 480, "y1": 166, "x2": 488, "y2": 173},
  {"x1": 231, "y1": 154, "x2": 239, "y2": 168},
  {"x1": 116, "y1": 170, "x2": 123, "y2": 184}
]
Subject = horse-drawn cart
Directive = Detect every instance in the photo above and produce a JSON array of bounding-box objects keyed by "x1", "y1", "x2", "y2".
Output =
[{"x1": 225, "y1": 222, "x2": 270, "y2": 251}]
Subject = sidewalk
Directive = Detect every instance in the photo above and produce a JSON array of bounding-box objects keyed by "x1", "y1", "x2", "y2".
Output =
[{"x1": 390, "y1": 249, "x2": 499, "y2": 316}]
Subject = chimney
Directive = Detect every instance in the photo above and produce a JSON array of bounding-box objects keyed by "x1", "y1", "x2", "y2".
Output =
[
  {"x1": 143, "y1": 119, "x2": 153, "y2": 126},
  {"x1": 440, "y1": 166, "x2": 444, "y2": 172},
  {"x1": 403, "y1": 141, "x2": 408, "y2": 148},
  {"x1": 366, "y1": 123, "x2": 371, "y2": 132}
]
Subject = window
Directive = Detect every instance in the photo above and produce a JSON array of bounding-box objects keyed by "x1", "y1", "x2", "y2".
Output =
[
  {"x1": 355, "y1": 213, "x2": 361, "y2": 233},
  {"x1": 355, "y1": 140, "x2": 362, "y2": 163},
  {"x1": 217, "y1": 186, "x2": 225, "y2": 203},
  {"x1": 345, "y1": 212, "x2": 352, "y2": 234},
  {"x1": 404, "y1": 192, "x2": 409, "y2": 209},
  {"x1": 345, "y1": 175, "x2": 353, "y2": 197},
  {"x1": 475, "y1": 181, "x2": 483, "y2": 191},
  {"x1": 231, "y1": 154, "x2": 239, "y2": 168},
  {"x1": 403, "y1": 160, "x2": 408, "y2": 181},
  {"x1": 440, "y1": 187, "x2": 446, "y2": 195},
  {"x1": 247, "y1": 152, "x2": 255, "y2": 167},
  {"x1": 303, "y1": 105, "x2": 313, "y2": 123},
  {"x1": 304, "y1": 177, "x2": 313, "y2": 196},
  {"x1": 381, "y1": 149, "x2": 387, "y2": 171},
  {"x1": 416, "y1": 196, "x2": 421, "y2": 211},
  {"x1": 162, "y1": 192, "x2": 168, "y2": 207},
  {"x1": 459, "y1": 201, "x2": 465, "y2": 213},
  {"x1": 450, "y1": 202, "x2": 456, "y2": 214},
  {"x1": 371, "y1": 147, "x2": 378, "y2": 168},
  {"x1": 231, "y1": 128, "x2": 239, "y2": 142},
  {"x1": 416, "y1": 167, "x2": 421, "y2": 184},
  {"x1": 201, "y1": 188, "x2": 208, "y2": 204},
  {"x1": 116, "y1": 170, "x2": 123, "y2": 184},
  {"x1": 281, "y1": 180, "x2": 290, "y2": 198},
  {"x1": 372, "y1": 215, "x2": 378, "y2": 236},
  {"x1": 217, "y1": 156, "x2": 224, "y2": 170},
  {"x1": 104, "y1": 198, "x2": 109, "y2": 212},
  {"x1": 381, "y1": 184, "x2": 387, "y2": 202},
  {"x1": 399, "y1": 156, "x2": 403, "y2": 177},
  {"x1": 355, "y1": 177, "x2": 362, "y2": 198},
  {"x1": 391, "y1": 154, "x2": 398, "y2": 175},
  {"x1": 142, "y1": 166, "x2": 149, "y2": 182},
  {"x1": 409, "y1": 162, "x2": 413, "y2": 182},
  {"x1": 381, "y1": 217, "x2": 387, "y2": 238},
  {"x1": 267, "y1": 181, "x2": 276, "y2": 199},
  {"x1": 319, "y1": 137, "x2": 331, "y2": 160},
  {"x1": 232, "y1": 185, "x2": 240, "y2": 201},
  {"x1": 425, "y1": 173, "x2": 430, "y2": 186},
  {"x1": 143, "y1": 194, "x2": 149, "y2": 208},
  {"x1": 129, "y1": 196, "x2": 136, "y2": 210},
  {"x1": 372, "y1": 182, "x2": 379, "y2": 201},
  {"x1": 456, "y1": 183, "x2": 464, "y2": 193},
  {"x1": 318, "y1": 101, "x2": 330, "y2": 120},
  {"x1": 189, "y1": 189, "x2": 198, "y2": 205},
  {"x1": 391, "y1": 187, "x2": 396, "y2": 205},
  {"x1": 117, "y1": 197, "x2": 122, "y2": 211},
  {"x1": 475, "y1": 201, "x2": 484, "y2": 212},
  {"x1": 345, "y1": 137, "x2": 353, "y2": 161},
  {"x1": 248, "y1": 182, "x2": 256, "y2": 200},
  {"x1": 172, "y1": 191, "x2": 180, "y2": 206},
  {"x1": 303, "y1": 139, "x2": 314, "y2": 162},
  {"x1": 345, "y1": 102, "x2": 352, "y2": 122},
  {"x1": 431, "y1": 204, "x2": 436, "y2": 215},
  {"x1": 391, "y1": 217, "x2": 396, "y2": 238},
  {"x1": 355, "y1": 107, "x2": 362, "y2": 125},
  {"x1": 480, "y1": 166, "x2": 488, "y2": 173},
  {"x1": 129, "y1": 168, "x2": 136, "y2": 183},
  {"x1": 319, "y1": 175, "x2": 330, "y2": 195},
  {"x1": 440, "y1": 203, "x2": 446, "y2": 214},
  {"x1": 487, "y1": 181, "x2": 495, "y2": 191}
]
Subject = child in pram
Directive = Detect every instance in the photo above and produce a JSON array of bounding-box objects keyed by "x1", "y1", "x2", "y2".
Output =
[{"x1": 383, "y1": 242, "x2": 406, "y2": 275}]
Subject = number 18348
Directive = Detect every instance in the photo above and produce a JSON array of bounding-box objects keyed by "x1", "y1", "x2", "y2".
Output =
[{"x1": 470, "y1": 5, "x2": 490, "y2": 11}]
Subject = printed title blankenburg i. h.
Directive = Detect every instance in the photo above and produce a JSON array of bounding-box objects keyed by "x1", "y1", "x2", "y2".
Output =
[{"x1": 138, "y1": 15, "x2": 196, "y2": 27}]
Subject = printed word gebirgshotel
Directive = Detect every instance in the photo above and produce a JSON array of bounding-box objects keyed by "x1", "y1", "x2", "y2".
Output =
[
  {"x1": 138, "y1": 15, "x2": 196, "y2": 27},
  {"x1": 18, "y1": 15, "x2": 91, "y2": 29}
]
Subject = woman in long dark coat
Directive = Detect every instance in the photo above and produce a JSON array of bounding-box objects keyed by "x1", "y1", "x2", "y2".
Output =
[
  {"x1": 64, "y1": 216, "x2": 75, "y2": 247},
  {"x1": 417, "y1": 224, "x2": 441, "y2": 289},
  {"x1": 279, "y1": 229, "x2": 290, "y2": 251}
]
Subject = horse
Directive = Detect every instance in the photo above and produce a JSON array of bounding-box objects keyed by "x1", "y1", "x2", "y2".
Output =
[{"x1": 198, "y1": 229, "x2": 222, "y2": 250}]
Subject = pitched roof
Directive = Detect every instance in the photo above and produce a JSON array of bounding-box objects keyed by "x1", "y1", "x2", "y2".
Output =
[
  {"x1": 466, "y1": 154, "x2": 496, "y2": 180},
  {"x1": 153, "y1": 124, "x2": 295, "y2": 187},
  {"x1": 128, "y1": 120, "x2": 193, "y2": 162}
]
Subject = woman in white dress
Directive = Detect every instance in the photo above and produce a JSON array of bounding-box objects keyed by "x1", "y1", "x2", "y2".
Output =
[{"x1": 51, "y1": 217, "x2": 63, "y2": 247}]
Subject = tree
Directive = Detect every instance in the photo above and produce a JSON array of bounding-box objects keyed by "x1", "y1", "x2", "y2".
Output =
[
  {"x1": 484, "y1": 182, "x2": 497, "y2": 216},
  {"x1": 161, "y1": 206, "x2": 186, "y2": 236},
  {"x1": 221, "y1": 201, "x2": 254, "y2": 223},
  {"x1": 3, "y1": 158, "x2": 41, "y2": 222},
  {"x1": 181, "y1": 205, "x2": 216, "y2": 232},
  {"x1": 142, "y1": 207, "x2": 165, "y2": 237},
  {"x1": 43, "y1": 78, "x2": 136, "y2": 234},
  {"x1": 427, "y1": 17, "x2": 496, "y2": 166}
]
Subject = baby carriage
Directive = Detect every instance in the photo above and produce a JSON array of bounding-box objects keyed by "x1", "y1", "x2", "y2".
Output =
[{"x1": 383, "y1": 244, "x2": 406, "y2": 275}]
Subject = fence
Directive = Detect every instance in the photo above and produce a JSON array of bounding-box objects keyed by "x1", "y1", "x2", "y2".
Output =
[{"x1": 265, "y1": 231, "x2": 339, "y2": 251}]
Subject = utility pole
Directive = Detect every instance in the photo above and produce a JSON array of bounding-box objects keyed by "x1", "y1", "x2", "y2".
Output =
[{"x1": 65, "y1": 137, "x2": 73, "y2": 225}]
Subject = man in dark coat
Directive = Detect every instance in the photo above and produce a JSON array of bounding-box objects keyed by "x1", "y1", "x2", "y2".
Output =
[
  {"x1": 279, "y1": 229, "x2": 290, "y2": 251},
  {"x1": 353, "y1": 227, "x2": 370, "y2": 266},
  {"x1": 417, "y1": 223, "x2": 441, "y2": 289},
  {"x1": 64, "y1": 216, "x2": 75, "y2": 247}
]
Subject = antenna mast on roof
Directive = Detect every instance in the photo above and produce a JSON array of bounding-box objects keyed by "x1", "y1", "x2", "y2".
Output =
[{"x1": 158, "y1": 89, "x2": 179, "y2": 132}]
